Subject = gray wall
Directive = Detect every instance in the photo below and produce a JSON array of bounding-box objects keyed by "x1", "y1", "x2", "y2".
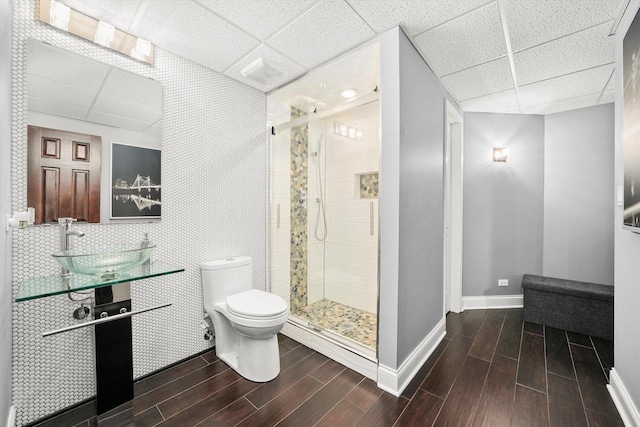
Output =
[
  {"x1": 463, "y1": 113, "x2": 545, "y2": 295},
  {"x1": 1, "y1": 1, "x2": 13, "y2": 425},
  {"x1": 543, "y1": 104, "x2": 614, "y2": 285},
  {"x1": 379, "y1": 27, "x2": 460, "y2": 369},
  {"x1": 614, "y1": 0, "x2": 640, "y2": 414}
]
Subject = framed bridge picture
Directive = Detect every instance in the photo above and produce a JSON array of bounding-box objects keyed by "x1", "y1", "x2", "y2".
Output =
[{"x1": 110, "y1": 142, "x2": 162, "y2": 219}]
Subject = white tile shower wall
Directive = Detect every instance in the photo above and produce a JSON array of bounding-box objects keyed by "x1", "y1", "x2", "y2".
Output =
[
  {"x1": 322, "y1": 104, "x2": 379, "y2": 314},
  {"x1": 10, "y1": 1, "x2": 266, "y2": 425}
]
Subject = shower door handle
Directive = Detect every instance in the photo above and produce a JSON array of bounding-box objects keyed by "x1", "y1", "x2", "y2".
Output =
[
  {"x1": 276, "y1": 204, "x2": 281, "y2": 229},
  {"x1": 370, "y1": 202, "x2": 374, "y2": 236}
]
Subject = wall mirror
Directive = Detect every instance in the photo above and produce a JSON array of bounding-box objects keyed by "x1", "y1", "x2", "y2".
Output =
[{"x1": 27, "y1": 38, "x2": 162, "y2": 224}]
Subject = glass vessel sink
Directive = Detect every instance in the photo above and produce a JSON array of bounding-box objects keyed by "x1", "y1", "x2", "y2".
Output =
[{"x1": 52, "y1": 244, "x2": 156, "y2": 279}]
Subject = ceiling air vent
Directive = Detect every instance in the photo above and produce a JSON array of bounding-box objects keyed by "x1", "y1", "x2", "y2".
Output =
[{"x1": 240, "y1": 58, "x2": 284, "y2": 85}]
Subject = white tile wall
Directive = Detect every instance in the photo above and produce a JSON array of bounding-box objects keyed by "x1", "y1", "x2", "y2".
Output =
[
  {"x1": 11, "y1": 1, "x2": 266, "y2": 424},
  {"x1": 321, "y1": 103, "x2": 379, "y2": 314}
]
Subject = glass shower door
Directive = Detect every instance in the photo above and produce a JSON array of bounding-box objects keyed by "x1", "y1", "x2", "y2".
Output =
[
  {"x1": 269, "y1": 101, "x2": 379, "y2": 356},
  {"x1": 267, "y1": 40, "x2": 380, "y2": 358}
]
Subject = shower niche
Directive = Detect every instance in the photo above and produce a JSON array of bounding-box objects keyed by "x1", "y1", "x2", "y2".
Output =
[{"x1": 268, "y1": 42, "x2": 380, "y2": 365}]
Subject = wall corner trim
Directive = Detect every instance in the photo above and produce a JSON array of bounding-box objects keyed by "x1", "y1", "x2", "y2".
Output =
[
  {"x1": 377, "y1": 317, "x2": 446, "y2": 397},
  {"x1": 462, "y1": 295, "x2": 524, "y2": 310},
  {"x1": 608, "y1": 368, "x2": 640, "y2": 426},
  {"x1": 5, "y1": 405, "x2": 15, "y2": 427}
]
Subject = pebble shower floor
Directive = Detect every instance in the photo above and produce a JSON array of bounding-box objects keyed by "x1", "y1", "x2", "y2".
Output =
[{"x1": 292, "y1": 299, "x2": 377, "y2": 350}]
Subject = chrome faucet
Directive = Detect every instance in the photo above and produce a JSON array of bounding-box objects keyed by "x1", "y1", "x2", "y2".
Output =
[{"x1": 59, "y1": 218, "x2": 85, "y2": 276}]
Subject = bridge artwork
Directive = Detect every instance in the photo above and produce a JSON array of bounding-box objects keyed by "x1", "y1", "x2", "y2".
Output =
[
  {"x1": 113, "y1": 175, "x2": 161, "y2": 211},
  {"x1": 110, "y1": 142, "x2": 162, "y2": 219}
]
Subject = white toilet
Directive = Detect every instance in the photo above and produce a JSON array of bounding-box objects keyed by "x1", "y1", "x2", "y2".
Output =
[{"x1": 201, "y1": 256, "x2": 288, "y2": 382}]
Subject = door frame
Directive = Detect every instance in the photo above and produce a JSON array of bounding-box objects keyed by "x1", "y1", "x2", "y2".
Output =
[{"x1": 444, "y1": 100, "x2": 463, "y2": 313}]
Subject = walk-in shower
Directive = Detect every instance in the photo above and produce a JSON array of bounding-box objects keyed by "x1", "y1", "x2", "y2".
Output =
[{"x1": 268, "y1": 42, "x2": 380, "y2": 360}]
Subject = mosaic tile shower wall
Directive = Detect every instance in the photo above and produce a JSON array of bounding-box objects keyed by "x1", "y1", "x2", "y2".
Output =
[
  {"x1": 359, "y1": 173, "x2": 379, "y2": 198},
  {"x1": 289, "y1": 108, "x2": 308, "y2": 315},
  {"x1": 10, "y1": 1, "x2": 266, "y2": 425}
]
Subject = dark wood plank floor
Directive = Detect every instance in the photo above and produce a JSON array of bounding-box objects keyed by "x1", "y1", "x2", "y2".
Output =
[{"x1": 38, "y1": 308, "x2": 622, "y2": 427}]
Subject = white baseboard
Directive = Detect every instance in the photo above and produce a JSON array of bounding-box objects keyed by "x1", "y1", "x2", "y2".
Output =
[
  {"x1": 462, "y1": 295, "x2": 523, "y2": 310},
  {"x1": 280, "y1": 321, "x2": 378, "y2": 381},
  {"x1": 5, "y1": 405, "x2": 15, "y2": 427},
  {"x1": 608, "y1": 368, "x2": 640, "y2": 427},
  {"x1": 377, "y1": 317, "x2": 446, "y2": 397}
]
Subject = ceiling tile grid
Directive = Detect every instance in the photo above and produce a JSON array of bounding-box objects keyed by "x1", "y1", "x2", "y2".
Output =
[
  {"x1": 513, "y1": 22, "x2": 615, "y2": 86},
  {"x1": 441, "y1": 56, "x2": 514, "y2": 101},
  {"x1": 414, "y1": 2, "x2": 507, "y2": 77},
  {"x1": 57, "y1": 0, "x2": 625, "y2": 115}
]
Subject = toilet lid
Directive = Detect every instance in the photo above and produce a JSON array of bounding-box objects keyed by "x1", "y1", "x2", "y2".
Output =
[{"x1": 226, "y1": 289, "x2": 288, "y2": 318}]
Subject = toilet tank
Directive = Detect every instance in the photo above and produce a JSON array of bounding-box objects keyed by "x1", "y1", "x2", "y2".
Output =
[{"x1": 201, "y1": 257, "x2": 253, "y2": 314}]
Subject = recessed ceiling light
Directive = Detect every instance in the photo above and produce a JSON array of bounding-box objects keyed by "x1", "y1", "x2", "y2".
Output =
[{"x1": 340, "y1": 88, "x2": 358, "y2": 99}]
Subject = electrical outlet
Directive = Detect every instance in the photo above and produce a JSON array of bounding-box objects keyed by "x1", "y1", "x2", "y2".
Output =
[{"x1": 498, "y1": 279, "x2": 508, "y2": 287}]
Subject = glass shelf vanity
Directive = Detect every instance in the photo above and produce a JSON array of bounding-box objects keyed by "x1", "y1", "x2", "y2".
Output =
[
  {"x1": 15, "y1": 261, "x2": 185, "y2": 425},
  {"x1": 16, "y1": 260, "x2": 184, "y2": 302}
]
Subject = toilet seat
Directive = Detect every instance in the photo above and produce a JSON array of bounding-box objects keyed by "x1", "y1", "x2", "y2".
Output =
[{"x1": 226, "y1": 289, "x2": 287, "y2": 319}]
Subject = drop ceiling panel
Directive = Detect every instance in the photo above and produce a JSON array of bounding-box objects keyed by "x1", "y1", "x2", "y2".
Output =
[
  {"x1": 102, "y1": 69, "x2": 162, "y2": 108},
  {"x1": 86, "y1": 110, "x2": 154, "y2": 132},
  {"x1": 520, "y1": 92, "x2": 600, "y2": 115},
  {"x1": 414, "y1": 2, "x2": 507, "y2": 77},
  {"x1": 28, "y1": 41, "x2": 110, "y2": 90},
  {"x1": 514, "y1": 22, "x2": 614, "y2": 86},
  {"x1": 440, "y1": 57, "x2": 513, "y2": 101},
  {"x1": 599, "y1": 90, "x2": 615, "y2": 104},
  {"x1": 518, "y1": 64, "x2": 614, "y2": 107},
  {"x1": 196, "y1": 0, "x2": 317, "y2": 40},
  {"x1": 267, "y1": 0, "x2": 375, "y2": 69},
  {"x1": 90, "y1": 94, "x2": 161, "y2": 125},
  {"x1": 503, "y1": 0, "x2": 621, "y2": 52},
  {"x1": 28, "y1": 75, "x2": 98, "y2": 111},
  {"x1": 61, "y1": 0, "x2": 143, "y2": 32},
  {"x1": 146, "y1": 121, "x2": 162, "y2": 136},
  {"x1": 130, "y1": 0, "x2": 259, "y2": 72},
  {"x1": 28, "y1": 98, "x2": 90, "y2": 122},
  {"x1": 348, "y1": 0, "x2": 492, "y2": 35},
  {"x1": 460, "y1": 89, "x2": 518, "y2": 113},
  {"x1": 224, "y1": 45, "x2": 306, "y2": 92},
  {"x1": 605, "y1": 71, "x2": 615, "y2": 90}
]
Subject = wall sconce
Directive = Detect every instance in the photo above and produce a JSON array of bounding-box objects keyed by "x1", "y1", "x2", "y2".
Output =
[{"x1": 493, "y1": 147, "x2": 509, "y2": 162}]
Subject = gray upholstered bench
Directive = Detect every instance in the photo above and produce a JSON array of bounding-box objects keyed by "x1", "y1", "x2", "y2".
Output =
[{"x1": 522, "y1": 274, "x2": 614, "y2": 340}]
